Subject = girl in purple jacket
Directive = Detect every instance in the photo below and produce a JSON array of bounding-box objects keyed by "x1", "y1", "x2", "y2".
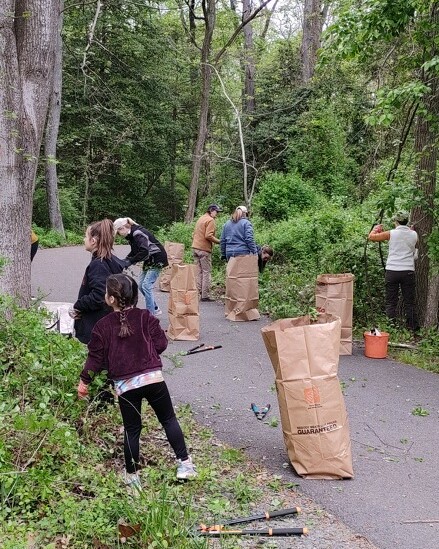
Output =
[{"x1": 77, "y1": 274, "x2": 197, "y2": 490}]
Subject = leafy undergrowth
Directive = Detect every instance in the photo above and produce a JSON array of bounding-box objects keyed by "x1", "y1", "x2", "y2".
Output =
[
  {"x1": 34, "y1": 227, "x2": 84, "y2": 248},
  {"x1": 0, "y1": 296, "x2": 306, "y2": 548}
]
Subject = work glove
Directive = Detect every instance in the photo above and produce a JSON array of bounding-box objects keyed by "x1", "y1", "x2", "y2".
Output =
[{"x1": 77, "y1": 379, "x2": 89, "y2": 399}]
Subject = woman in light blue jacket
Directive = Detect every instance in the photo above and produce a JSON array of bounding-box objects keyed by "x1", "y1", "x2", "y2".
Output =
[{"x1": 220, "y1": 206, "x2": 258, "y2": 260}]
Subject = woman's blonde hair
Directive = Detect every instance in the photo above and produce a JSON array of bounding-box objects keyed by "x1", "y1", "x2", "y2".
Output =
[
  {"x1": 87, "y1": 219, "x2": 114, "y2": 260},
  {"x1": 231, "y1": 206, "x2": 248, "y2": 223}
]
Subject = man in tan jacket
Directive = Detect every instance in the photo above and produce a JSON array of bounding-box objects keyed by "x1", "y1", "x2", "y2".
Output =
[{"x1": 192, "y1": 204, "x2": 222, "y2": 301}]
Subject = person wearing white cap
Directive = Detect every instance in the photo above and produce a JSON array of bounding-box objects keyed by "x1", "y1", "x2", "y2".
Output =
[
  {"x1": 191, "y1": 204, "x2": 222, "y2": 301},
  {"x1": 113, "y1": 217, "x2": 168, "y2": 316},
  {"x1": 220, "y1": 205, "x2": 258, "y2": 261}
]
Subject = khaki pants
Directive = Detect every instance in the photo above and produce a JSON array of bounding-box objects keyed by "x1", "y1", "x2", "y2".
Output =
[{"x1": 192, "y1": 249, "x2": 212, "y2": 299}]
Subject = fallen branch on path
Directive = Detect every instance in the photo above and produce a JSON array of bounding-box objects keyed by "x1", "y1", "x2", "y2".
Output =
[{"x1": 401, "y1": 519, "x2": 439, "y2": 524}]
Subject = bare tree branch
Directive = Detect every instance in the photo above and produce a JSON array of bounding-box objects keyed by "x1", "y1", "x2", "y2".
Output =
[
  {"x1": 261, "y1": 0, "x2": 279, "y2": 39},
  {"x1": 214, "y1": 0, "x2": 274, "y2": 64},
  {"x1": 81, "y1": 0, "x2": 102, "y2": 80},
  {"x1": 207, "y1": 63, "x2": 249, "y2": 203}
]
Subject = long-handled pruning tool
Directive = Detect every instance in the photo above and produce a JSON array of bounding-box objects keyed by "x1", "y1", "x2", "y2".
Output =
[
  {"x1": 198, "y1": 526, "x2": 307, "y2": 537},
  {"x1": 197, "y1": 506, "x2": 307, "y2": 537},
  {"x1": 183, "y1": 343, "x2": 222, "y2": 355}
]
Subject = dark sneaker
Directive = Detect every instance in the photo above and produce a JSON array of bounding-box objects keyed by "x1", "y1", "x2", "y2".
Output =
[{"x1": 201, "y1": 297, "x2": 214, "y2": 302}]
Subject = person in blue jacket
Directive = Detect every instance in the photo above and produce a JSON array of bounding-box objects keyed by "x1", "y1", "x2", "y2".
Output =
[
  {"x1": 220, "y1": 205, "x2": 258, "y2": 260},
  {"x1": 71, "y1": 219, "x2": 125, "y2": 344}
]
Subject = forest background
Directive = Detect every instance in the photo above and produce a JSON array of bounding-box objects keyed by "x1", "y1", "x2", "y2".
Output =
[
  {"x1": 1, "y1": 0, "x2": 438, "y2": 334},
  {"x1": 1, "y1": 2, "x2": 439, "y2": 547}
]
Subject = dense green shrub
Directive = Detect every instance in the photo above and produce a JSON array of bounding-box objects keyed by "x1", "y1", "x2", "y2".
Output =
[
  {"x1": 156, "y1": 220, "x2": 195, "y2": 263},
  {"x1": 261, "y1": 204, "x2": 346, "y2": 267},
  {"x1": 253, "y1": 171, "x2": 319, "y2": 221},
  {"x1": 287, "y1": 100, "x2": 357, "y2": 200},
  {"x1": 247, "y1": 202, "x2": 390, "y2": 326},
  {"x1": 32, "y1": 185, "x2": 83, "y2": 232}
]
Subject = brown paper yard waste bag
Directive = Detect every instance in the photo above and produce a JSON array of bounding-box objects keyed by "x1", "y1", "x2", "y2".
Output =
[
  {"x1": 315, "y1": 273, "x2": 354, "y2": 355},
  {"x1": 225, "y1": 255, "x2": 260, "y2": 321},
  {"x1": 261, "y1": 314, "x2": 354, "y2": 479},
  {"x1": 167, "y1": 263, "x2": 199, "y2": 340},
  {"x1": 159, "y1": 241, "x2": 184, "y2": 292}
]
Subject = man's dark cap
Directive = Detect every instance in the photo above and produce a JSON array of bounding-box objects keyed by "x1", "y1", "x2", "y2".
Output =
[{"x1": 207, "y1": 204, "x2": 222, "y2": 212}]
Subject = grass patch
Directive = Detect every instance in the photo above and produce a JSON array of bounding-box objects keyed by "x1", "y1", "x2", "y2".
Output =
[{"x1": 0, "y1": 296, "x2": 301, "y2": 547}]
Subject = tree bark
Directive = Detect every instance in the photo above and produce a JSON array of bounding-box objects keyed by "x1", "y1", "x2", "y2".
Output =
[
  {"x1": 242, "y1": 0, "x2": 255, "y2": 114},
  {"x1": 184, "y1": 0, "x2": 216, "y2": 223},
  {"x1": 412, "y1": 89, "x2": 438, "y2": 326},
  {"x1": 45, "y1": 0, "x2": 65, "y2": 236},
  {"x1": 0, "y1": 1, "x2": 59, "y2": 305},
  {"x1": 424, "y1": 273, "x2": 439, "y2": 327},
  {"x1": 300, "y1": 0, "x2": 323, "y2": 84},
  {"x1": 411, "y1": 5, "x2": 439, "y2": 328}
]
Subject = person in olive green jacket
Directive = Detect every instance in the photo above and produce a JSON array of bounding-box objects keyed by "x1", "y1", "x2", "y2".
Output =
[{"x1": 191, "y1": 204, "x2": 222, "y2": 301}]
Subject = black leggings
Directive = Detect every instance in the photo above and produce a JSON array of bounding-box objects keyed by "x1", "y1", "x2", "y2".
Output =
[
  {"x1": 118, "y1": 381, "x2": 188, "y2": 473},
  {"x1": 385, "y1": 270, "x2": 419, "y2": 332},
  {"x1": 31, "y1": 241, "x2": 39, "y2": 262}
]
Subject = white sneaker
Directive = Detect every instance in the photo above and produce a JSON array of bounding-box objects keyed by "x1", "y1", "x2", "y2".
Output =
[
  {"x1": 154, "y1": 308, "x2": 163, "y2": 316},
  {"x1": 176, "y1": 456, "x2": 198, "y2": 480}
]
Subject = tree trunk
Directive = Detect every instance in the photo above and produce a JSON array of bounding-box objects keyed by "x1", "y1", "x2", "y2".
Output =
[
  {"x1": 45, "y1": 0, "x2": 65, "y2": 237},
  {"x1": 411, "y1": 5, "x2": 439, "y2": 328},
  {"x1": 241, "y1": 0, "x2": 256, "y2": 208},
  {"x1": 169, "y1": 105, "x2": 178, "y2": 221},
  {"x1": 242, "y1": 0, "x2": 255, "y2": 114},
  {"x1": 82, "y1": 135, "x2": 92, "y2": 227},
  {"x1": 0, "y1": 0, "x2": 59, "y2": 305},
  {"x1": 184, "y1": 0, "x2": 216, "y2": 223},
  {"x1": 424, "y1": 273, "x2": 439, "y2": 327},
  {"x1": 300, "y1": 0, "x2": 323, "y2": 84}
]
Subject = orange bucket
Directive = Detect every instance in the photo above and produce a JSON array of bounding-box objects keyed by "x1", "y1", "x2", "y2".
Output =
[{"x1": 363, "y1": 331, "x2": 389, "y2": 358}]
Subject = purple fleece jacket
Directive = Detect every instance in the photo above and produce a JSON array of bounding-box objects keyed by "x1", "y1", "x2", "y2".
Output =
[{"x1": 80, "y1": 307, "x2": 168, "y2": 383}]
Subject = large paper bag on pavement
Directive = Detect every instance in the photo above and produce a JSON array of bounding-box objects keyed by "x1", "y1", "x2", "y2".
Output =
[
  {"x1": 225, "y1": 255, "x2": 260, "y2": 321},
  {"x1": 261, "y1": 314, "x2": 354, "y2": 479},
  {"x1": 315, "y1": 273, "x2": 354, "y2": 355},
  {"x1": 159, "y1": 241, "x2": 184, "y2": 292},
  {"x1": 167, "y1": 263, "x2": 199, "y2": 340},
  {"x1": 167, "y1": 312, "x2": 199, "y2": 341}
]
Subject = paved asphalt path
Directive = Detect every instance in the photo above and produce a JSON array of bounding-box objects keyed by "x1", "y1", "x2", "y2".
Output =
[{"x1": 32, "y1": 245, "x2": 439, "y2": 549}]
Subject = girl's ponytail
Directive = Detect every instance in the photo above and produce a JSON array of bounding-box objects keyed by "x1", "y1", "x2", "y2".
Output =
[
  {"x1": 88, "y1": 218, "x2": 115, "y2": 259},
  {"x1": 106, "y1": 274, "x2": 138, "y2": 338},
  {"x1": 118, "y1": 295, "x2": 133, "y2": 338}
]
